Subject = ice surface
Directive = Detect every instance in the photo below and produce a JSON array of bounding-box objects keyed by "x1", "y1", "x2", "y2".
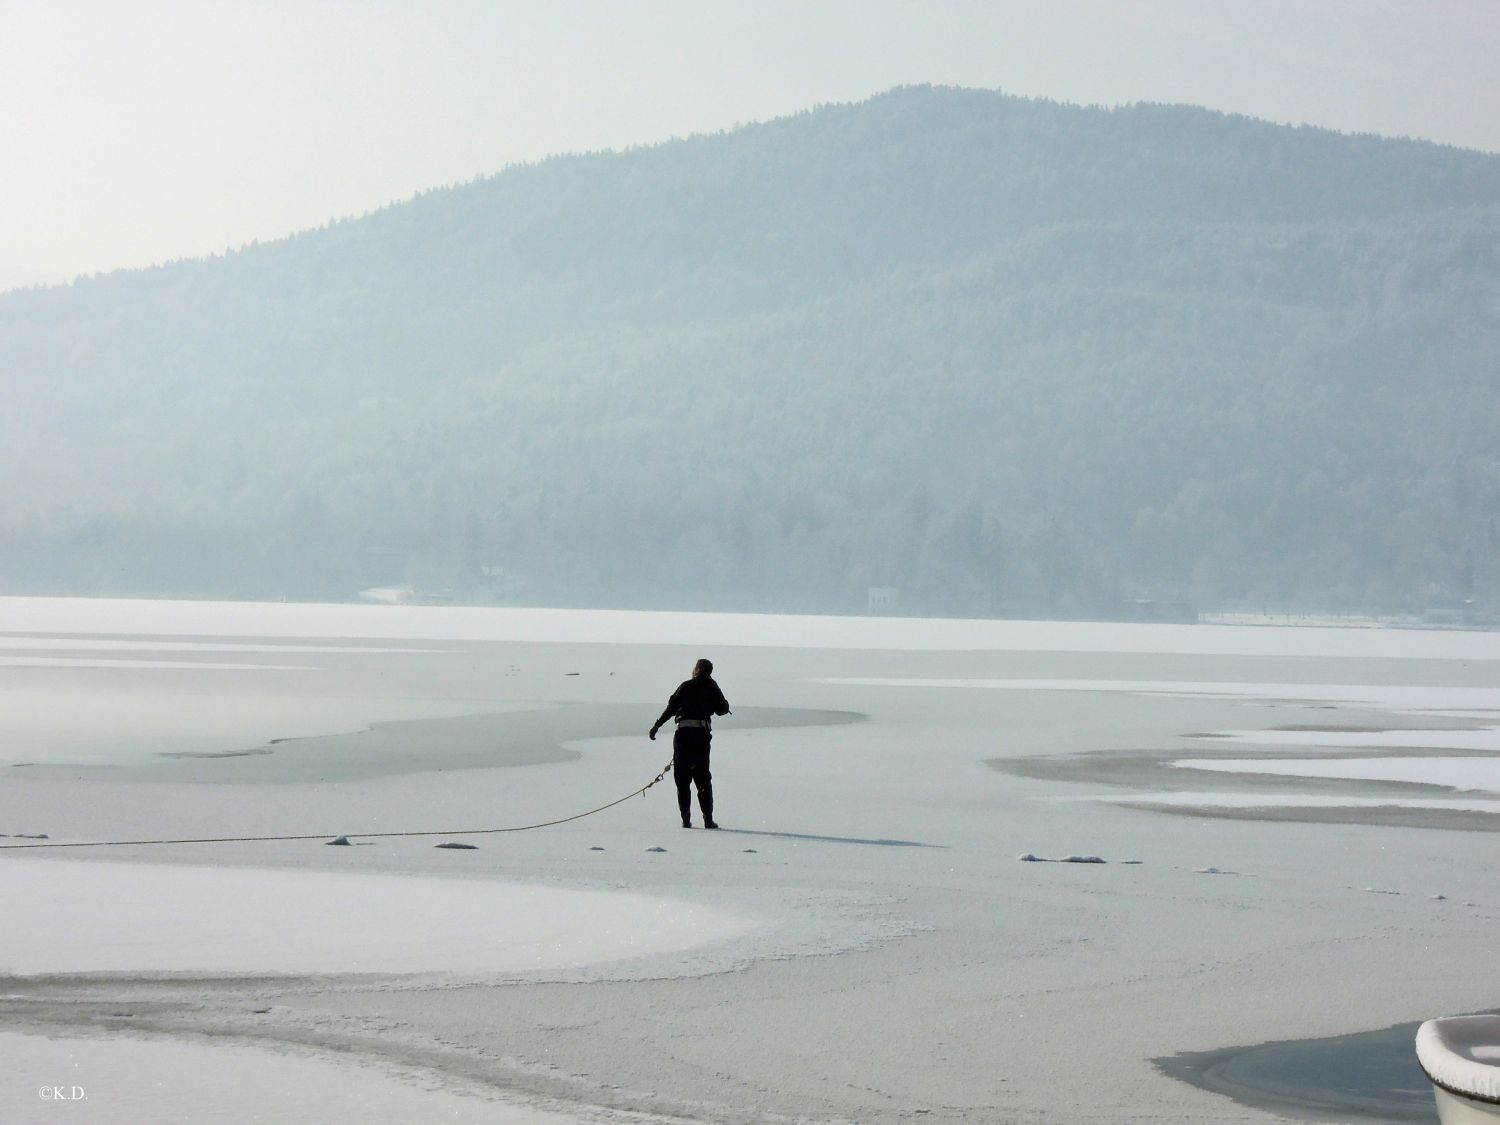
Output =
[
  {"x1": 7, "y1": 595, "x2": 1500, "y2": 657},
  {"x1": 0, "y1": 859, "x2": 756, "y2": 975},
  {"x1": 1074, "y1": 791, "x2": 1500, "y2": 813},
  {"x1": 0, "y1": 638, "x2": 448, "y2": 652},
  {"x1": 817, "y1": 678, "x2": 1500, "y2": 714},
  {"x1": 0, "y1": 1032, "x2": 597, "y2": 1125},
  {"x1": 1175, "y1": 756, "x2": 1500, "y2": 791},
  {"x1": 4, "y1": 596, "x2": 1500, "y2": 1122},
  {"x1": 0, "y1": 656, "x2": 315, "y2": 670},
  {"x1": 0, "y1": 689, "x2": 511, "y2": 766},
  {"x1": 1199, "y1": 728, "x2": 1500, "y2": 751}
]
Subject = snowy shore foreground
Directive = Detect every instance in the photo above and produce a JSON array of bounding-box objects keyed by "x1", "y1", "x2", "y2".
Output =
[{"x1": 2, "y1": 596, "x2": 1499, "y2": 1123}]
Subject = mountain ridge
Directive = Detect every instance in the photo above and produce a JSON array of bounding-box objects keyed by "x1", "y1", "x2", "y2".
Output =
[{"x1": 4, "y1": 86, "x2": 1498, "y2": 617}]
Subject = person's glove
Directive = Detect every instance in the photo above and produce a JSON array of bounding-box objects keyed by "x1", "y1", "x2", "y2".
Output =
[{"x1": 648, "y1": 725, "x2": 658, "y2": 741}]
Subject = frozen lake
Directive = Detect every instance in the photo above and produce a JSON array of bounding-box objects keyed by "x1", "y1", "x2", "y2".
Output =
[
  {"x1": 3, "y1": 596, "x2": 1498, "y2": 1123},
  {"x1": 1, "y1": 858, "x2": 757, "y2": 976}
]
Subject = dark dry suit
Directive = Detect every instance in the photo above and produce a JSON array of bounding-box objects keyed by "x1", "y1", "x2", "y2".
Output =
[{"x1": 655, "y1": 675, "x2": 730, "y2": 824}]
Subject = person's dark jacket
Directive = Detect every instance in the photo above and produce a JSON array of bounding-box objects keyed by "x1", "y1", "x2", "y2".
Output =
[{"x1": 656, "y1": 676, "x2": 730, "y2": 728}]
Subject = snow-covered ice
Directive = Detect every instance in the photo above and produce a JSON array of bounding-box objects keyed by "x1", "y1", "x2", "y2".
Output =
[
  {"x1": 1081, "y1": 790, "x2": 1500, "y2": 814},
  {"x1": 817, "y1": 677, "x2": 1500, "y2": 714},
  {"x1": 0, "y1": 688, "x2": 514, "y2": 765},
  {"x1": 8, "y1": 594, "x2": 1500, "y2": 657},
  {"x1": 1191, "y1": 727, "x2": 1500, "y2": 752},
  {"x1": 3, "y1": 597, "x2": 1499, "y2": 1123},
  {"x1": 0, "y1": 1032, "x2": 610, "y2": 1125},
  {"x1": 1174, "y1": 755, "x2": 1500, "y2": 791},
  {"x1": 0, "y1": 859, "x2": 757, "y2": 976}
]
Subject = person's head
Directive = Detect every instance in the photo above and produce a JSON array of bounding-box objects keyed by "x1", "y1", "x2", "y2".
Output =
[{"x1": 692, "y1": 658, "x2": 714, "y2": 678}]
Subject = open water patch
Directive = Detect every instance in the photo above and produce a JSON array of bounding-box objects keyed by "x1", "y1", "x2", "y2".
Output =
[{"x1": 1154, "y1": 1015, "x2": 1486, "y2": 1122}]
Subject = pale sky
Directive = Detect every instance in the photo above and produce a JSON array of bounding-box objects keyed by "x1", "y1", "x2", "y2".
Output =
[{"x1": 4, "y1": 0, "x2": 1499, "y2": 286}]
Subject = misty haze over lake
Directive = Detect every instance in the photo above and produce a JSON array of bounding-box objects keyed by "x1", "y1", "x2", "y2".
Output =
[{"x1": 3, "y1": 86, "x2": 1498, "y2": 622}]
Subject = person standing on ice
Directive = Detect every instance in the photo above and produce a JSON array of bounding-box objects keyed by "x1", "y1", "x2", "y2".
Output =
[{"x1": 649, "y1": 658, "x2": 730, "y2": 829}]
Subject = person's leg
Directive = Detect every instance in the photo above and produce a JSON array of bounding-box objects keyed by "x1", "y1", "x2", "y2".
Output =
[
  {"x1": 696, "y1": 744, "x2": 716, "y2": 828},
  {"x1": 672, "y1": 731, "x2": 693, "y2": 826}
]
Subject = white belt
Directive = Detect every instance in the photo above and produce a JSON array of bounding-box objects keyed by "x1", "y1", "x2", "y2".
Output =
[{"x1": 676, "y1": 719, "x2": 711, "y2": 728}]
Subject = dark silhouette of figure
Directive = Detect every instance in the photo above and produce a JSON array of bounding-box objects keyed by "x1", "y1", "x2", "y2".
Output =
[{"x1": 650, "y1": 658, "x2": 730, "y2": 828}]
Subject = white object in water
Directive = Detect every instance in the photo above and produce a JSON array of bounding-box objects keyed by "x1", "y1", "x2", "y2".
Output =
[{"x1": 1416, "y1": 1015, "x2": 1500, "y2": 1123}]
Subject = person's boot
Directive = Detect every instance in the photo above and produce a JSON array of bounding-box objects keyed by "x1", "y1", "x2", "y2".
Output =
[{"x1": 700, "y1": 785, "x2": 718, "y2": 829}]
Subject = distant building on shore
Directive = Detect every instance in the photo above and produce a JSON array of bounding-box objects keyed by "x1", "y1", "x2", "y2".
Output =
[{"x1": 357, "y1": 585, "x2": 452, "y2": 606}]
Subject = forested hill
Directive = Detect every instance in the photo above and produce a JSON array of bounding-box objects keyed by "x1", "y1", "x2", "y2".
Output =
[{"x1": 4, "y1": 85, "x2": 1500, "y2": 618}]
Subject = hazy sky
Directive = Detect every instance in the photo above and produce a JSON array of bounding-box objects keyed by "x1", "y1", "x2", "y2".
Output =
[{"x1": 4, "y1": 0, "x2": 1499, "y2": 285}]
